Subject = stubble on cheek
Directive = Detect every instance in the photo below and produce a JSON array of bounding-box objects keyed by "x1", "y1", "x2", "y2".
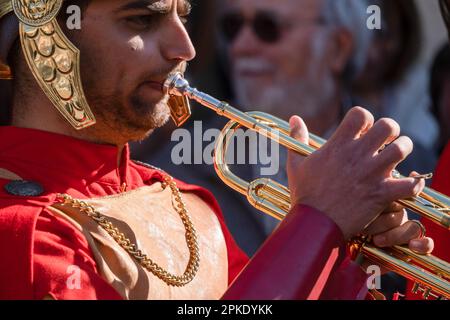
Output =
[
  {"x1": 128, "y1": 90, "x2": 171, "y2": 128},
  {"x1": 71, "y1": 25, "x2": 175, "y2": 137}
]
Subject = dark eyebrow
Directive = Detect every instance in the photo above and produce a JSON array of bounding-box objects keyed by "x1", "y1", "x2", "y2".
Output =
[{"x1": 115, "y1": 0, "x2": 171, "y2": 13}]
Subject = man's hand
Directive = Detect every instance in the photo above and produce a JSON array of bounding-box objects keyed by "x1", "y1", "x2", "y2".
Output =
[
  {"x1": 359, "y1": 203, "x2": 434, "y2": 272},
  {"x1": 364, "y1": 203, "x2": 434, "y2": 254},
  {"x1": 287, "y1": 107, "x2": 425, "y2": 240}
]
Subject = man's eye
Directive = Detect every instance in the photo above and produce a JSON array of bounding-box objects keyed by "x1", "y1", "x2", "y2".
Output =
[{"x1": 125, "y1": 15, "x2": 160, "y2": 30}]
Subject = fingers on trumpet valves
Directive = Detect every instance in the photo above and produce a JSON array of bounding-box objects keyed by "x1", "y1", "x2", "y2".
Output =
[
  {"x1": 408, "y1": 237, "x2": 435, "y2": 255},
  {"x1": 328, "y1": 107, "x2": 374, "y2": 144},
  {"x1": 360, "y1": 118, "x2": 401, "y2": 155},
  {"x1": 409, "y1": 220, "x2": 427, "y2": 239},
  {"x1": 376, "y1": 136, "x2": 414, "y2": 172},
  {"x1": 368, "y1": 218, "x2": 434, "y2": 254},
  {"x1": 381, "y1": 177, "x2": 424, "y2": 203},
  {"x1": 409, "y1": 171, "x2": 434, "y2": 180},
  {"x1": 371, "y1": 219, "x2": 429, "y2": 248},
  {"x1": 363, "y1": 208, "x2": 407, "y2": 236}
]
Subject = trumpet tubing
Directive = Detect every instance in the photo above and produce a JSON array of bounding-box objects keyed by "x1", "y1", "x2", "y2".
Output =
[{"x1": 164, "y1": 73, "x2": 450, "y2": 300}]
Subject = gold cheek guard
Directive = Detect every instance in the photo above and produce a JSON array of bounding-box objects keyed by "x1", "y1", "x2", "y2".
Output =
[
  {"x1": 1, "y1": 0, "x2": 193, "y2": 130},
  {"x1": 1, "y1": 0, "x2": 95, "y2": 129},
  {"x1": 167, "y1": 94, "x2": 191, "y2": 127}
]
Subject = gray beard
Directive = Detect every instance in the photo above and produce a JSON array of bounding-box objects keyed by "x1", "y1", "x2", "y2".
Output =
[
  {"x1": 232, "y1": 30, "x2": 337, "y2": 121},
  {"x1": 232, "y1": 70, "x2": 336, "y2": 122}
]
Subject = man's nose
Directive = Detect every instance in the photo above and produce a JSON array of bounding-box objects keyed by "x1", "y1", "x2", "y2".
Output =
[{"x1": 160, "y1": 17, "x2": 196, "y2": 63}]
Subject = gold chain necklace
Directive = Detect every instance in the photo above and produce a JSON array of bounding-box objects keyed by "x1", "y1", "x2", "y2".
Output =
[{"x1": 56, "y1": 174, "x2": 200, "y2": 287}]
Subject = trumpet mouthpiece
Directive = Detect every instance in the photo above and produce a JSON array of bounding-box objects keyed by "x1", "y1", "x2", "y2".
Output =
[{"x1": 164, "y1": 73, "x2": 190, "y2": 97}]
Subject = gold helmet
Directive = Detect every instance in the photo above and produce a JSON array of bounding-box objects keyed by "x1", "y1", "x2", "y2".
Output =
[{"x1": 0, "y1": 0, "x2": 96, "y2": 129}]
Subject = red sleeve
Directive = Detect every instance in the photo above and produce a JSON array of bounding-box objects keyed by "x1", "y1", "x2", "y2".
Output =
[
  {"x1": 32, "y1": 209, "x2": 122, "y2": 300},
  {"x1": 319, "y1": 257, "x2": 369, "y2": 300},
  {"x1": 222, "y1": 204, "x2": 365, "y2": 300}
]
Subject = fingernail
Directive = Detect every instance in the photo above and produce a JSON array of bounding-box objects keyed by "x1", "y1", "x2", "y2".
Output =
[
  {"x1": 409, "y1": 239, "x2": 423, "y2": 252},
  {"x1": 289, "y1": 117, "x2": 298, "y2": 130},
  {"x1": 373, "y1": 235, "x2": 386, "y2": 247}
]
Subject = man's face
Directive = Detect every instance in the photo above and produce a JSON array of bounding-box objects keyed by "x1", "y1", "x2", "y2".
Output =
[
  {"x1": 70, "y1": 0, "x2": 195, "y2": 142},
  {"x1": 222, "y1": 0, "x2": 336, "y2": 120}
]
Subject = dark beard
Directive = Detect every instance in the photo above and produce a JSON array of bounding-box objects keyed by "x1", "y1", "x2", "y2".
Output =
[
  {"x1": 129, "y1": 90, "x2": 171, "y2": 130},
  {"x1": 67, "y1": 33, "x2": 174, "y2": 143},
  {"x1": 77, "y1": 55, "x2": 172, "y2": 142}
]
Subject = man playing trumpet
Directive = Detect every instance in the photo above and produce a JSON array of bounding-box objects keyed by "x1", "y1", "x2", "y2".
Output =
[{"x1": 0, "y1": 0, "x2": 434, "y2": 299}]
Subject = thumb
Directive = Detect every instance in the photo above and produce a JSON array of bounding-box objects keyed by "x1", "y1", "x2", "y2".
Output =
[
  {"x1": 289, "y1": 116, "x2": 309, "y2": 145},
  {"x1": 287, "y1": 116, "x2": 309, "y2": 169}
]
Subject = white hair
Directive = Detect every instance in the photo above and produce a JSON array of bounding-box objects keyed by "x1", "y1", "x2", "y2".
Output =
[{"x1": 321, "y1": 0, "x2": 373, "y2": 82}]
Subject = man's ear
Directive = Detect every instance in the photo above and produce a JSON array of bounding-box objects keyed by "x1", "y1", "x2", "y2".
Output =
[{"x1": 328, "y1": 28, "x2": 354, "y2": 75}]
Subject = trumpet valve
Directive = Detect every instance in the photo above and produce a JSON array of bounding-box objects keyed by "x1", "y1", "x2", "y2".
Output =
[{"x1": 412, "y1": 282, "x2": 445, "y2": 300}]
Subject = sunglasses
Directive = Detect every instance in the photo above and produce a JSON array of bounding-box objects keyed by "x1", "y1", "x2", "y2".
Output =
[
  {"x1": 440, "y1": 0, "x2": 450, "y2": 33},
  {"x1": 219, "y1": 11, "x2": 290, "y2": 44}
]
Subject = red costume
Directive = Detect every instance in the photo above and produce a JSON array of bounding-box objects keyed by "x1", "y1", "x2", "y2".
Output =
[
  {"x1": 406, "y1": 141, "x2": 450, "y2": 299},
  {"x1": 0, "y1": 126, "x2": 369, "y2": 300}
]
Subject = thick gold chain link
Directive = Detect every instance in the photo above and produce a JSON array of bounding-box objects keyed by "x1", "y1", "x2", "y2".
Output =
[{"x1": 56, "y1": 174, "x2": 200, "y2": 287}]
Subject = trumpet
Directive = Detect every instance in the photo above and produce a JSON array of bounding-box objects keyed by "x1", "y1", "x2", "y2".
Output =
[{"x1": 164, "y1": 73, "x2": 450, "y2": 300}]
